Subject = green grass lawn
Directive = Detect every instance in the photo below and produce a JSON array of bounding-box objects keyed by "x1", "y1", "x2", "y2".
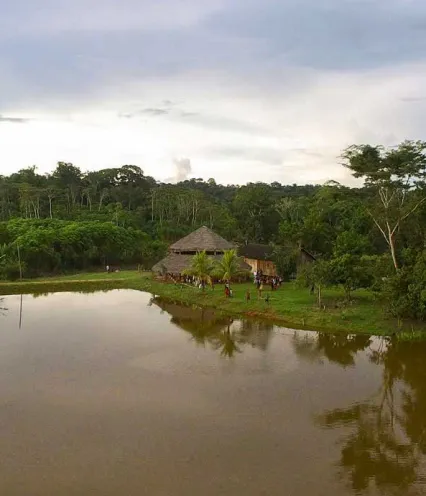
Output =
[
  {"x1": 34, "y1": 270, "x2": 141, "y2": 281},
  {"x1": 0, "y1": 270, "x2": 423, "y2": 338}
]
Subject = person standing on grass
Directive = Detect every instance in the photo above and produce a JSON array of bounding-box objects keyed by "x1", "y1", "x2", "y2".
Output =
[{"x1": 258, "y1": 282, "x2": 263, "y2": 298}]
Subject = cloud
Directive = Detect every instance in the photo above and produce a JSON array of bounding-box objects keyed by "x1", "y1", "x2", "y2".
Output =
[
  {"x1": 206, "y1": 0, "x2": 426, "y2": 71},
  {"x1": 176, "y1": 111, "x2": 266, "y2": 135},
  {"x1": 206, "y1": 145, "x2": 284, "y2": 166},
  {"x1": 143, "y1": 108, "x2": 169, "y2": 116},
  {"x1": 0, "y1": 0, "x2": 226, "y2": 37},
  {"x1": 399, "y1": 96, "x2": 426, "y2": 103},
  {"x1": 1, "y1": 0, "x2": 426, "y2": 186},
  {"x1": 118, "y1": 104, "x2": 267, "y2": 136},
  {"x1": 0, "y1": 115, "x2": 29, "y2": 123},
  {"x1": 120, "y1": 108, "x2": 171, "y2": 118}
]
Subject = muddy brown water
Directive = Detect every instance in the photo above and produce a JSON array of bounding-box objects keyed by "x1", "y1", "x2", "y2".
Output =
[{"x1": 0, "y1": 289, "x2": 425, "y2": 495}]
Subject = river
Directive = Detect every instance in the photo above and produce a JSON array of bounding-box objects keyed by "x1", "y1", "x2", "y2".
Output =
[{"x1": 0, "y1": 290, "x2": 425, "y2": 495}]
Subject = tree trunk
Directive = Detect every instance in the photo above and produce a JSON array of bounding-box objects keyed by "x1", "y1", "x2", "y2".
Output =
[
  {"x1": 389, "y1": 233, "x2": 399, "y2": 270},
  {"x1": 317, "y1": 284, "x2": 322, "y2": 308}
]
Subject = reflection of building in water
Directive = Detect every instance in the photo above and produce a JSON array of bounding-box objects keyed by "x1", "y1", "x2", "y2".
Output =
[
  {"x1": 152, "y1": 297, "x2": 273, "y2": 357},
  {"x1": 231, "y1": 319, "x2": 274, "y2": 351}
]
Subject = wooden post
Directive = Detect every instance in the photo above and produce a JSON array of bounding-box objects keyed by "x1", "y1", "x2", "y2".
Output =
[{"x1": 17, "y1": 244, "x2": 23, "y2": 281}]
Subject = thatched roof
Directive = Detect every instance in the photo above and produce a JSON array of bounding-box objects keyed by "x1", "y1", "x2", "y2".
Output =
[
  {"x1": 169, "y1": 226, "x2": 234, "y2": 253},
  {"x1": 152, "y1": 253, "x2": 251, "y2": 274},
  {"x1": 238, "y1": 243, "x2": 275, "y2": 261}
]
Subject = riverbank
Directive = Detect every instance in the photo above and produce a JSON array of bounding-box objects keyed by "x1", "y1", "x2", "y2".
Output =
[{"x1": 0, "y1": 271, "x2": 424, "y2": 338}]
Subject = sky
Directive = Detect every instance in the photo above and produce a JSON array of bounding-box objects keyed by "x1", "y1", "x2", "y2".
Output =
[{"x1": 1, "y1": 0, "x2": 426, "y2": 185}]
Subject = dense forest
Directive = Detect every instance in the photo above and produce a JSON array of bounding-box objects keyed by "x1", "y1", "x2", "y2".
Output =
[{"x1": 1, "y1": 140, "x2": 426, "y2": 320}]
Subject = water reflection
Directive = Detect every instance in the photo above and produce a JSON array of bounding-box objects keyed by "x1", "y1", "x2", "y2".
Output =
[
  {"x1": 1, "y1": 290, "x2": 426, "y2": 495},
  {"x1": 293, "y1": 332, "x2": 372, "y2": 367},
  {"x1": 0, "y1": 297, "x2": 7, "y2": 316},
  {"x1": 294, "y1": 332, "x2": 426, "y2": 494},
  {"x1": 152, "y1": 297, "x2": 274, "y2": 358}
]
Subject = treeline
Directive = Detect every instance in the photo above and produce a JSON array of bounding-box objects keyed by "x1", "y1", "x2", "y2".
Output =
[
  {"x1": 1, "y1": 141, "x2": 426, "y2": 321},
  {"x1": 0, "y1": 219, "x2": 165, "y2": 278},
  {"x1": 0, "y1": 162, "x2": 317, "y2": 241}
]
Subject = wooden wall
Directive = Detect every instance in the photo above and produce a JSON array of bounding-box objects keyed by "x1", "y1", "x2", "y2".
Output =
[{"x1": 243, "y1": 258, "x2": 277, "y2": 277}]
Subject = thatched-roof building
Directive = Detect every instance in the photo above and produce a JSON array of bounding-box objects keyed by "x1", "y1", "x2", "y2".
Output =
[
  {"x1": 152, "y1": 226, "x2": 250, "y2": 276},
  {"x1": 238, "y1": 243, "x2": 316, "y2": 277}
]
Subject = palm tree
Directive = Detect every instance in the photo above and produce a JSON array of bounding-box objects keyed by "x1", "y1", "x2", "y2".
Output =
[
  {"x1": 214, "y1": 249, "x2": 246, "y2": 283},
  {"x1": 183, "y1": 251, "x2": 215, "y2": 290}
]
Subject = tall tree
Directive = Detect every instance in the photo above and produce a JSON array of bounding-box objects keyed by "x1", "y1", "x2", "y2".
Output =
[
  {"x1": 233, "y1": 183, "x2": 278, "y2": 242},
  {"x1": 342, "y1": 141, "x2": 426, "y2": 270}
]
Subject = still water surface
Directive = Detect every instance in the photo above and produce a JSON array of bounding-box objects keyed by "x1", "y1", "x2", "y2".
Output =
[{"x1": 1, "y1": 290, "x2": 426, "y2": 495}]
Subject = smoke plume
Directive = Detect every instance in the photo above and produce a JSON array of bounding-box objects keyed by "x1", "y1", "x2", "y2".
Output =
[{"x1": 173, "y1": 157, "x2": 192, "y2": 182}]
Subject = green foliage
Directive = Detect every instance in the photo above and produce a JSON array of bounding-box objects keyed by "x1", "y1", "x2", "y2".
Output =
[
  {"x1": 233, "y1": 183, "x2": 279, "y2": 242},
  {"x1": 0, "y1": 244, "x2": 23, "y2": 281},
  {"x1": 0, "y1": 219, "x2": 154, "y2": 277},
  {"x1": 342, "y1": 141, "x2": 426, "y2": 270},
  {"x1": 0, "y1": 140, "x2": 425, "y2": 322},
  {"x1": 383, "y1": 251, "x2": 426, "y2": 320},
  {"x1": 0, "y1": 260, "x2": 23, "y2": 281},
  {"x1": 297, "y1": 259, "x2": 332, "y2": 307},
  {"x1": 329, "y1": 254, "x2": 371, "y2": 301},
  {"x1": 183, "y1": 251, "x2": 215, "y2": 287},
  {"x1": 213, "y1": 249, "x2": 247, "y2": 282},
  {"x1": 272, "y1": 245, "x2": 298, "y2": 280}
]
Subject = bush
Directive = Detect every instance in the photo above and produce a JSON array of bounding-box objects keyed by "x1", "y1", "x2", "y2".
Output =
[
  {"x1": 1, "y1": 219, "x2": 153, "y2": 276},
  {"x1": 0, "y1": 261, "x2": 24, "y2": 281},
  {"x1": 383, "y1": 251, "x2": 426, "y2": 320}
]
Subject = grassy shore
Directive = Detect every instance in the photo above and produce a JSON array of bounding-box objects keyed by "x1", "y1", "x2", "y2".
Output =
[{"x1": 0, "y1": 270, "x2": 424, "y2": 338}]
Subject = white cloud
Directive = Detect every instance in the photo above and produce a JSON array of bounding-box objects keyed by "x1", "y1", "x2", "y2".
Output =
[
  {"x1": 1, "y1": 1, "x2": 426, "y2": 185},
  {"x1": 1, "y1": 62, "x2": 426, "y2": 184}
]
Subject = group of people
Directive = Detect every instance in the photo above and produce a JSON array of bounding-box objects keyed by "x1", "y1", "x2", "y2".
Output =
[
  {"x1": 167, "y1": 270, "x2": 283, "y2": 300},
  {"x1": 254, "y1": 270, "x2": 282, "y2": 295},
  {"x1": 170, "y1": 274, "x2": 208, "y2": 289},
  {"x1": 105, "y1": 265, "x2": 120, "y2": 273}
]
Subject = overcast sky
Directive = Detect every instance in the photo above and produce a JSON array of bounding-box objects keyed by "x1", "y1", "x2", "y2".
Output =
[{"x1": 1, "y1": 0, "x2": 426, "y2": 184}]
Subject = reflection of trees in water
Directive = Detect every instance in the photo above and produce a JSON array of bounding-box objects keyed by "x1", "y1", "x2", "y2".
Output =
[
  {"x1": 297, "y1": 332, "x2": 426, "y2": 494},
  {"x1": 236, "y1": 319, "x2": 274, "y2": 351},
  {"x1": 152, "y1": 297, "x2": 274, "y2": 358},
  {"x1": 0, "y1": 297, "x2": 7, "y2": 316},
  {"x1": 292, "y1": 332, "x2": 372, "y2": 367},
  {"x1": 318, "y1": 391, "x2": 418, "y2": 493},
  {"x1": 211, "y1": 330, "x2": 242, "y2": 358}
]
